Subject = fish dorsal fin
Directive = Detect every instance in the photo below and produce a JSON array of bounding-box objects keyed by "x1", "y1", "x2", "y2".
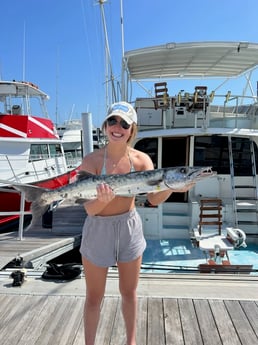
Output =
[{"x1": 77, "y1": 170, "x2": 95, "y2": 181}]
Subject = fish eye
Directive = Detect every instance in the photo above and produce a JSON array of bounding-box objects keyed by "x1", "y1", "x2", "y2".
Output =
[{"x1": 180, "y1": 167, "x2": 187, "y2": 174}]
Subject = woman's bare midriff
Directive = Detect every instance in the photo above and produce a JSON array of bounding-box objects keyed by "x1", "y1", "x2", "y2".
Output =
[{"x1": 97, "y1": 195, "x2": 135, "y2": 216}]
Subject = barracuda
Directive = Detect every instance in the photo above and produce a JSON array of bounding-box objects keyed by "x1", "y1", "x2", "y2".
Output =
[{"x1": 12, "y1": 166, "x2": 216, "y2": 222}]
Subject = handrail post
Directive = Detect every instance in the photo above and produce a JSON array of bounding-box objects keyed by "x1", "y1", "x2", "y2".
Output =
[{"x1": 17, "y1": 191, "x2": 26, "y2": 241}]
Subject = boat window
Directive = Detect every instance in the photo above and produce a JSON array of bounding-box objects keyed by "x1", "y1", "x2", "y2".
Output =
[
  {"x1": 134, "y1": 138, "x2": 158, "y2": 168},
  {"x1": 49, "y1": 144, "x2": 62, "y2": 157},
  {"x1": 231, "y1": 137, "x2": 258, "y2": 176},
  {"x1": 29, "y1": 144, "x2": 49, "y2": 161},
  {"x1": 194, "y1": 136, "x2": 258, "y2": 176}
]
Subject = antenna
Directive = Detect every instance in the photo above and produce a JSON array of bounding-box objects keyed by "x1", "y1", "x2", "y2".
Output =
[
  {"x1": 22, "y1": 22, "x2": 26, "y2": 81},
  {"x1": 55, "y1": 46, "x2": 60, "y2": 125},
  {"x1": 120, "y1": 0, "x2": 125, "y2": 59}
]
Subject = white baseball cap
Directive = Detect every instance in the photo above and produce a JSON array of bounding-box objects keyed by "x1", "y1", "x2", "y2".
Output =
[{"x1": 102, "y1": 101, "x2": 137, "y2": 127}]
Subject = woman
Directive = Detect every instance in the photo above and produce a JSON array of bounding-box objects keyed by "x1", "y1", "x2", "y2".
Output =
[{"x1": 80, "y1": 101, "x2": 193, "y2": 345}]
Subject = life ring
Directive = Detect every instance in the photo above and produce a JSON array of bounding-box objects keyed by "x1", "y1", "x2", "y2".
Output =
[
  {"x1": 234, "y1": 228, "x2": 247, "y2": 248},
  {"x1": 227, "y1": 228, "x2": 247, "y2": 248}
]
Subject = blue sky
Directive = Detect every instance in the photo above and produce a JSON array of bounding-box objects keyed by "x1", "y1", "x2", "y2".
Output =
[{"x1": 1, "y1": 0, "x2": 258, "y2": 128}]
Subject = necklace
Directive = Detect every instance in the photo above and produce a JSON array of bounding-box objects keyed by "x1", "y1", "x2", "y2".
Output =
[
  {"x1": 110, "y1": 157, "x2": 121, "y2": 168},
  {"x1": 107, "y1": 148, "x2": 128, "y2": 169}
]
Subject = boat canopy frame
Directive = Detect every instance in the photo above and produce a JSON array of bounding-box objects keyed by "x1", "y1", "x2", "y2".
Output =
[{"x1": 121, "y1": 41, "x2": 258, "y2": 101}]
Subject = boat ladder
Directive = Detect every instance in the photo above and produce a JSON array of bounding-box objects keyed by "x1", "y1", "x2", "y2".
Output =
[{"x1": 229, "y1": 136, "x2": 258, "y2": 233}]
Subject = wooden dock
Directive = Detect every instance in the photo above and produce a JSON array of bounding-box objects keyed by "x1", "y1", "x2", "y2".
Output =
[
  {"x1": 0, "y1": 201, "x2": 85, "y2": 270},
  {"x1": 0, "y1": 288, "x2": 258, "y2": 344}
]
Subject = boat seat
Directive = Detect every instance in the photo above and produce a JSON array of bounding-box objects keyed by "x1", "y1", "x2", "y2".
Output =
[
  {"x1": 153, "y1": 82, "x2": 169, "y2": 109},
  {"x1": 198, "y1": 198, "x2": 223, "y2": 235}
]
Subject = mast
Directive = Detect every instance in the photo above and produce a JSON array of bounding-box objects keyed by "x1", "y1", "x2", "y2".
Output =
[
  {"x1": 120, "y1": 0, "x2": 127, "y2": 101},
  {"x1": 98, "y1": 0, "x2": 117, "y2": 108}
]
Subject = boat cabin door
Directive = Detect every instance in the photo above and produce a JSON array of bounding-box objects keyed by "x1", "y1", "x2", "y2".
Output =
[{"x1": 162, "y1": 137, "x2": 189, "y2": 202}]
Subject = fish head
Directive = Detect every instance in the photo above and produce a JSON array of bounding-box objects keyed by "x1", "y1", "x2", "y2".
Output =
[{"x1": 164, "y1": 166, "x2": 216, "y2": 189}]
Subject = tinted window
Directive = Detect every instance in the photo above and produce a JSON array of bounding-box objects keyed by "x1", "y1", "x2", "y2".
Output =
[
  {"x1": 194, "y1": 136, "x2": 258, "y2": 176},
  {"x1": 134, "y1": 138, "x2": 158, "y2": 168},
  {"x1": 29, "y1": 144, "x2": 49, "y2": 161}
]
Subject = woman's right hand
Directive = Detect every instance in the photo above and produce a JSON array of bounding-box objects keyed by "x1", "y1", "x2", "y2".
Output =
[{"x1": 96, "y1": 183, "x2": 115, "y2": 203}]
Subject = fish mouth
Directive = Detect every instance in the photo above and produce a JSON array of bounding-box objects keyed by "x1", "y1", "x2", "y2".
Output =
[{"x1": 190, "y1": 167, "x2": 216, "y2": 179}]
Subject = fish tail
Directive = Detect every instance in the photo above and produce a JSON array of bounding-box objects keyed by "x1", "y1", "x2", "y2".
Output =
[{"x1": 13, "y1": 184, "x2": 51, "y2": 222}]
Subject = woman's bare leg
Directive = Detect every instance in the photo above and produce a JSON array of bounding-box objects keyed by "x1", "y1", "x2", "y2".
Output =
[
  {"x1": 117, "y1": 256, "x2": 142, "y2": 345},
  {"x1": 82, "y1": 257, "x2": 108, "y2": 345}
]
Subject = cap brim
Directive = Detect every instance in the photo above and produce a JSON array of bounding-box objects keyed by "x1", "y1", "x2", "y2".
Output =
[{"x1": 102, "y1": 112, "x2": 134, "y2": 128}]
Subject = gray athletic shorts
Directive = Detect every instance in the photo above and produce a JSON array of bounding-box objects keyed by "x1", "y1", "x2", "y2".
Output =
[{"x1": 80, "y1": 208, "x2": 146, "y2": 267}]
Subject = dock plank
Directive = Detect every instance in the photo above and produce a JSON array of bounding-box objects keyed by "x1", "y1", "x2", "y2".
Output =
[
  {"x1": 240, "y1": 300, "x2": 258, "y2": 337},
  {"x1": 179, "y1": 298, "x2": 203, "y2": 344},
  {"x1": 147, "y1": 298, "x2": 165, "y2": 345},
  {"x1": 194, "y1": 299, "x2": 222, "y2": 344},
  {"x1": 58, "y1": 297, "x2": 84, "y2": 345},
  {"x1": 2, "y1": 295, "x2": 46, "y2": 345},
  {"x1": 163, "y1": 298, "x2": 184, "y2": 345},
  {"x1": 209, "y1": 299, "x2": 241, "y2": 345},
  {"x1": 38, "y1": 296, "x2": 76, "y2": 344},
  {"x1": 95, "y1": 296, "x2": 119, "y2": 344},
  {"x1": 225, "y1": 300, "x2": 258, "y2": 345},
  {"x1": 136, "y1": 297, "x2": 147, "y2": 345},
  {"x1": 110, "y1": 300, "x2": 126, "y2": 345}
]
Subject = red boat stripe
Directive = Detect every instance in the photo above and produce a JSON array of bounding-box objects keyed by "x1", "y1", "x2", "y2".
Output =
[
  {"x1": 28, "y1": 116, "x2": 59, "y2": 138},
  {"x1": 0, "y1": 123, "x2": 27, "y2": 137}
]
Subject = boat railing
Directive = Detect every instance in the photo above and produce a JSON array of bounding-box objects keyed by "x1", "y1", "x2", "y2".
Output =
[
  {"x1": 0, "y1": 153, "x2": 67, "y2": 183},
  {"x1": 0, "y1": 187, "x2": 30, "y2": 240},
  {"x1": 135, "y1": 93, "x2": 258, "y2": 130},
  {"x1": 64, "y1": 152, "x2": 82, "y2": 168}
]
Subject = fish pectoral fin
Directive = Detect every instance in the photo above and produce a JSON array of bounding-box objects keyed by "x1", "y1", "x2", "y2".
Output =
[
  {"x1": 77, "y1": 171, "x2": 95, "y2": 181},
  {"x1": 147, "y1": 179, "x2": 163, "y2": 186},
  {"x1": 75, "y1": 198, "x2": 90, "y2": 204}
]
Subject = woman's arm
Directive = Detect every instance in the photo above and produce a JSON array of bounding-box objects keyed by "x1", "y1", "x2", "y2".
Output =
[
  {"x1": 147, "y1": 183, "x2": 195, "y2": 206},
  {"x1": 136, "y1": 150, "x2": 195, "y2": 206}
]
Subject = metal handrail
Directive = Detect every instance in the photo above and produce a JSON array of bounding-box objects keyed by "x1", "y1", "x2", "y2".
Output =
[{"x1": 0, "y1": 187, "x2": 31, "y2": 240}]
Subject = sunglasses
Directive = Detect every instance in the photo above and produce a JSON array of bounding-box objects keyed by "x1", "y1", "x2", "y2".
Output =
[{"x1": 107, "y1": 116, "x2": 131, "y2": 130}]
